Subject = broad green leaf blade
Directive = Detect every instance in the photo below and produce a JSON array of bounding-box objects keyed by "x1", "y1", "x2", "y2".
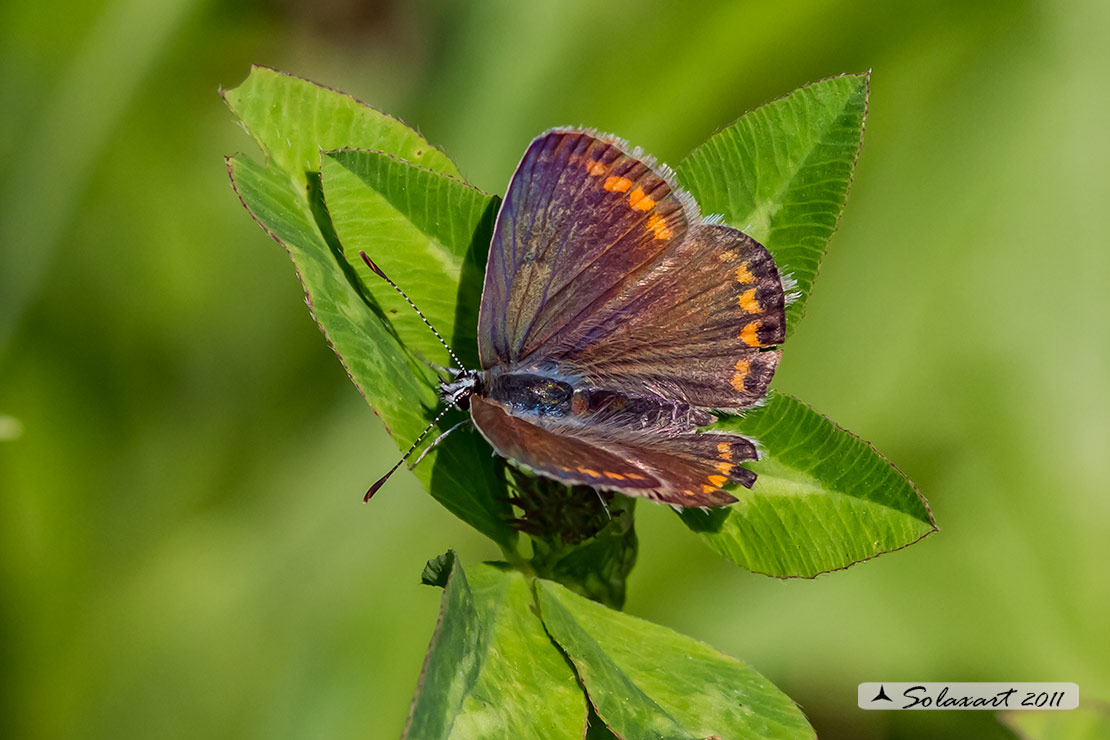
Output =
[
  {"x1": 222, "y1": 66, "x2": 458, "y2": 183},
  {"x1": 226, "y1": 154, "x2": 515, "y2": 549},
  {"x1": 406, "y1": 556, "x2": 586, "y2": 740},
  {"x1": 683, "y1": 392, "x2": 935, "y2": 577},
  {"x1": 1001, "y1": 706, "x2": 1110, "y2": 740},
  {"x1": 536, "y1": 579, "x2": 814, "y2": 740},
  {"x1": 320, "y1": 149, "x2": 496, "y2": 369},
  {"x1": 677, "y1": 73, "x2": 868, "y2": 335}
]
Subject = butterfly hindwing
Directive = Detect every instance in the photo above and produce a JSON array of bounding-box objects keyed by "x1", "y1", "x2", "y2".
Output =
[
  {"x1": 602, "y1": 429, "x2": 760, "y2": 506},
  {"x1": 469, "y1": 395, "x2": 661, "y2": 490},
  {"x1": 470, "y1": 395, "x2": 759, "y2": 506},
  {"x1": 546, "y1": 223, "x2": 786, "y2": 410}
]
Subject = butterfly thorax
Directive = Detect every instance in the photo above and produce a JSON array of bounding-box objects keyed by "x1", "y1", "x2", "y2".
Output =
[
  {"x1": 479, "y1": 370, "x2": 714, "y2": 431},
  {"x1": 482, "y1": 372, "x2": 573, "y2": 416}
]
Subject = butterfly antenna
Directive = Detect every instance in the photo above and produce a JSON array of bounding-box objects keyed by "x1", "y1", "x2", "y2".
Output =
[
  {"x1": 359, "y1": 251, "x2": 467, "y2": 372},
  {"x1": 365, "y1": 405, "x2": 455, "y2": 502}
]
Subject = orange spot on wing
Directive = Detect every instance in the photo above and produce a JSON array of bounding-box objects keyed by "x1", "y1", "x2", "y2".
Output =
[
  {"x1": 626, "y1": 472, "x2": 647, "y2": 481},
  {"x1": 585, "y1": 159, "x2": 607, "y2": 176},
  {"x1": 707, "y1": 474, "x2": 728, "y2": 487},
  {"x1": 604, "y1": 176, "x2": 632, "y2": 192},
  {"x1": 737, "y1": 288, "x2": 762, "y2": 314},
  {"x1": 735, "y1": 262, "x2": 755, "y2": 284},
  {"x1": 730, "y1": 358, "x2": 751, "y2": 391},
  {"x1": 685, "y1": 489, "x2": 698, "y2": 496},
  {"x1": 701, "y1": 484, "x2": 717, "y2": 494},
  {"x1": 740, "y1": 320, "x2": 763, "y2": 347},
  {"x1": 647, "y1": 213, "x2": 674, "y2": 240},
  {"x1": 628, "y1": 187, "x2": 655, "y2": 211},
  {"x1": 718, "y1": 250, "x2": 738, "y2": 262},
  {"x1": 577, "y1": 467, "x2": 600, "y2": 477},
  {"x1": 714, "y1": 461, "x2": 733, "y2": 474},
  {"x1": 603, "y1": 471, "x2": 626, "y2": 480},
  {"x1": 717, "y1": 442, "x2": 733, "y2": 460}
]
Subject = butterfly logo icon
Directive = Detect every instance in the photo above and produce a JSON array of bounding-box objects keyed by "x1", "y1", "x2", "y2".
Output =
[{"x1": 365, "y1": 129, "x2": 789, "y2": 507}]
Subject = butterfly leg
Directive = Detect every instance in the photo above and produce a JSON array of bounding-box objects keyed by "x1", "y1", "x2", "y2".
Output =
[{"x1": 409, "y1": 418, "x2": 472, "y2": 470}]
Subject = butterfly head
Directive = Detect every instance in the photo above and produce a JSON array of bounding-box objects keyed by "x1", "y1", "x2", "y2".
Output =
[{"x1": 439, "y1": 370, "x2": 483, "y2": 411}]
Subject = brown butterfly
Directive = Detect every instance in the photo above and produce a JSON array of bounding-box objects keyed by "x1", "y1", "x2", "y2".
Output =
[{"x1": 366, "y1": 129, "x2": 788, "y2": 506}]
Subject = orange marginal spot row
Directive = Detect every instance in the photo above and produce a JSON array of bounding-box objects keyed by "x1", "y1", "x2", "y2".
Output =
[
  {"x1": 729, "y1": 358, "x2": 751, "y2": 391},
  {"x1": 603, "y1": 176, "x2": 632, "y2": 193},
  {"x1": 628, "y1": 187, "x2": 655, "y2": 211},
  {"x1": 739, "y1": 320, "x2": 762, "y2": 347},
  {"x1": 735, "y1": 262, "x2": 755, "y2": 284},
  {"x1": 647, "y1": 213, "x2": 674, "y2": 240},
  {"x1": 737, "y1": 287, "x2": 762, "y2": 314},
  {"x1": 584, "y1": 156, "x2": 672, "y2": 238},
  {"x1": 560, "y1": 464, "x2": 649, "y2": 482},
  {"x1": 585, "y1": 158, "x2": 607, "y2": 176}
]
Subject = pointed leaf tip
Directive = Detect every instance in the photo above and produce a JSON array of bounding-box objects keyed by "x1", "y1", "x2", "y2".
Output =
[
  {"x1": 684, "y1": 391, "x2": 934, "y2": 577},
  {"x1": 677, "y1": 73, "x2": 869, "y2": 336}
]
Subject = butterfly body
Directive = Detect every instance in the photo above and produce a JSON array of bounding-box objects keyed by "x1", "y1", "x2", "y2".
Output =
[
  {"x1": 458, "y1": 368, "x2": 713, "y2": 427},
  {"x1": 429, "y1": 128, "x2": 789, "y2": 507}
]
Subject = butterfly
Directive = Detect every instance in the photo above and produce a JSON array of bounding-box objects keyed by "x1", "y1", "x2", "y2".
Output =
[{"x1": 365, "y1": 129, "x2": 788, "y2": 507}]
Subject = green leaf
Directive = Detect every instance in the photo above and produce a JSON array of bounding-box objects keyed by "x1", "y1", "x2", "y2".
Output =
[
  {"x1": 1001, "y1": 705, "x2": 1110, "y2": 740},
  {"x1": 536, "y1": 579, "x2": 814, "y2": 740},
  {"x1": 677, "y1": 73, "x2": 868, "y2": 335},
  {"x1": 683, "y1": 392, "x2": 936, "y2": 577},
  {"x1": 226, "y1": 154, "x2": 515, "y2": 549},
  {"x1": 405, "y1": 557, "x2": 586, "y2": 740},
  {"x1": 222, "y1": 66, "x2": 458, "y2": 184},
  {"x1": 223, "y1": 68, "x2": 517, "y2": 549},
  {"x1": 320, "y1": 148, "x2": 496, "y2": 370},
  {"x1": 675, "y1": 75, "x2": 932, "y2": 576}
]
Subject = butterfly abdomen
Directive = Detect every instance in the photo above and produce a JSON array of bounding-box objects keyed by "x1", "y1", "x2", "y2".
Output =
[
  {"x1": 567, "y1": 387, "x2": 714, "y2": 430},
  {"x1": 484, "y1": 371, "x2": 715, "y2": 432}
]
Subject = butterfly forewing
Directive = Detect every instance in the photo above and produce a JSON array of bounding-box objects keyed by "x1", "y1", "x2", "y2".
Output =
[
  {"x1": 477, "y1": 129, "x2": 694, "y2": 370},
  {"x1": 469, "y1": 396, "x2": 661, "y2": 490}
]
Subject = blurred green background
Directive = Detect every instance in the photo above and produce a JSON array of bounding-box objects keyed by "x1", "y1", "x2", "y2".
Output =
[{"x1": 2, "y1": 0, "x2": 1107, "y2": 738}]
